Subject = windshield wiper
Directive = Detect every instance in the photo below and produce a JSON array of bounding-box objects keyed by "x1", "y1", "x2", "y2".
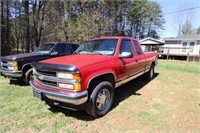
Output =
[
  {"x1": 74, "y1": 49, "x2": 83, "y2": 54},
  {"x1": 90, "y1": 50, "x2": 103, "y2": 55}
]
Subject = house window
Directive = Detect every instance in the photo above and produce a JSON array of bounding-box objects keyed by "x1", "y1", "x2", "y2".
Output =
[
  {"x1": 165, "y1": 40, "x2": 178, "y2": 44},
  {"x1": 190, "y1": 42, "x2": 195, "y2": 52},
  {"x1": 197, "y1": 40, "x2": 200, "y2": 45},
  {"x1": 182, "y1": 42, "x2": 187, "y2": 52}
]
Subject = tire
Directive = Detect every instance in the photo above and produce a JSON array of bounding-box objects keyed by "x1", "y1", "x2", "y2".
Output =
[
  {"x1": 23, "y1": 68, "x2": 33, "y2": 85},
  {"x1": 144, "y1": 66, "x2": 154, "y2": 81},
  {"x1": 85, "y1": 81, "x2": 114, "y2": 118}
]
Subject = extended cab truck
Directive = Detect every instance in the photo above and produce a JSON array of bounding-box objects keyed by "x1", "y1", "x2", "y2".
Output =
[
  {"x1": 0, "y1": 42, "x2": 79, "y2": 84},
  {"x1": 30, "y1": 36, "x2": 158, "y2": 117}
]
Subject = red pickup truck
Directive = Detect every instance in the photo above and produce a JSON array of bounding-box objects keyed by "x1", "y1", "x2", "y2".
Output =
[{"x1": 30, "y1": 36, "x2": 158, "y2": 117}]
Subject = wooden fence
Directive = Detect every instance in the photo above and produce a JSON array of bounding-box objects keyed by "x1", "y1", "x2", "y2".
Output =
[{"x1": 157, "y1": 47, "x2": 200, "y2": 62}]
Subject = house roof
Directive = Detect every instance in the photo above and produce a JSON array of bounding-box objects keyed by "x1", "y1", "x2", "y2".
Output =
[
  {"x1": 164, "y1": 34, "x2": 200, "y2": 41},
  {"x1": 140, "y1": 37, "x2": 164, "y2": 45}
]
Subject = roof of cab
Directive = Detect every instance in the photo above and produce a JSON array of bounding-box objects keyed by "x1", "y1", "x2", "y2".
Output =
[{"x1": 90, "y1": 36, "x2": 137, "y2": 40}]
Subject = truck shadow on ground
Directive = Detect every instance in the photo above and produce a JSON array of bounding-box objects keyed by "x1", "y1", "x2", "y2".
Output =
[
  {"x1": 112, "y1": 73, "x2": 159, "y2": 108},
  {"x1": 48, "y1": 73, "x2": 159, "y2": 121},
  {"x1": 9, "y1": 80, "x2": 28, "y2": 86}
]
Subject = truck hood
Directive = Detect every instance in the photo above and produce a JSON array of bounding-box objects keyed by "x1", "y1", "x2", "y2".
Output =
[
  {"x1": 41, "y1": 54, "x2": 115, "y2": 69},
  {"x1": 0, "y1": 52, "x2": 48, "y2": 61}
]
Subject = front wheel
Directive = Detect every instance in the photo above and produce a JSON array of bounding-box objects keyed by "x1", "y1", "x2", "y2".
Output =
[{"x1": 85, "y1": 81, "x2": 114, "y2": 118}]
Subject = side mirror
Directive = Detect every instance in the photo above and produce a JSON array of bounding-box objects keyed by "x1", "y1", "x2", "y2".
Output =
[
  {"x1": 119, "y1": 52, "x2": 133, "y2": 58},
  {"x1": 50, "y1": 51, "x2": 58, "y2": 56}
]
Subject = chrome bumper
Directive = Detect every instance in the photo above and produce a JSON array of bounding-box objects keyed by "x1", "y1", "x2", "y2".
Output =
[
  {"x1": 0, "y1": 68, "x2": 22, "y2": 78},
  {"x1": 30, "y1": 80, "x2": 88, "y2": 105}
]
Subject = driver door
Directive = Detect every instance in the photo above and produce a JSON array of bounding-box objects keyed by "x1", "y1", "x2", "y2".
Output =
[{"x1": 118, "y1": 39, "x2": 139, "y2": 79}]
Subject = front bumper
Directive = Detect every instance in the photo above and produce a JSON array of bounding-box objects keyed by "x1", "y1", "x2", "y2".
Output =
[
  {"x1": 30, "y1": 80, "x2": 88, "y2": 106},
  {"x1": 0, "y1": 68, "x2": 22, "y2": 78}
]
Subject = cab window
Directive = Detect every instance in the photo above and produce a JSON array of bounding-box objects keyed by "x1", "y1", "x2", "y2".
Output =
[
  {"x1": 133, "y1": 40, "x2": 142, "y2": 55},
  {"x1": 120, "y1": 39, "x2": 134, "y2": 56},
  {"x1": 54, "y1": 43, "x2": 71, "y2": 55}
]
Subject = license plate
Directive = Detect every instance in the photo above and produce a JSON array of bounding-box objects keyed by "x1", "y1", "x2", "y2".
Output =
[{"x1": 33, "y1": 89, "x2": 43, "y2": 100}]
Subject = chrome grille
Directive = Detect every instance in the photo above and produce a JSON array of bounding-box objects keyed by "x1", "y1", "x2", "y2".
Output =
[
  {"x1": 1, "y1": 60, "x2": 10, "y2": 70},
  {"x1": 37, "y1": 78, "x2": 57, "y2": 87},
  {"x1": 36, "y1": 69, "x2": 56, "y2": 77},
  {"x1": 34, "y1": 69, "x2": 57, "y2": 87}
]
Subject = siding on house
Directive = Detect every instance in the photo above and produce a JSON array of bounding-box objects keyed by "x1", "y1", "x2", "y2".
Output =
[{"x1": 163, "y1": 34, "x2": 200, "y2": 56}]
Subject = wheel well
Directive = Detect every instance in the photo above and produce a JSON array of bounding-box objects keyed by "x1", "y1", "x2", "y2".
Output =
[{"x1": 88, "y1": 73, "x2": 115, "y2": 93}]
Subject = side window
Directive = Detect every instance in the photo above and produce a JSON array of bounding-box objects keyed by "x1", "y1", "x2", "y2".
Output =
[
  {"x1": 133, "y1": 40, "x2": 142, "y2": 55},
  {"x1": 54, "y1": 43, "x2": 71, "y2": 55},
  {"x1": 120, "y1": 39, "x2": 134, "y2": 56},
  {"x1": 71, "y1": 44, "x2": 79, "y2": 52}
]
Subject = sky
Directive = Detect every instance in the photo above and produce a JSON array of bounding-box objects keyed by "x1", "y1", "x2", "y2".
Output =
[{"x1": 152, "y1": 0, "x2": 200, "y2": 39}]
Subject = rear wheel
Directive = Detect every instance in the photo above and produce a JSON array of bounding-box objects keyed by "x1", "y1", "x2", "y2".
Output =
[
  {"x1": 85, "y1": 81, "x2": 114, "y2": 118},
  {"x1": 144, "y1": 66, "x2": 154, "y2": 81}
]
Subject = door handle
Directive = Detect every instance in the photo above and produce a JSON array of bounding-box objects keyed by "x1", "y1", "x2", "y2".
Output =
[{"x1": 135, "y1": 59, "x2": 138, "y2": 62}]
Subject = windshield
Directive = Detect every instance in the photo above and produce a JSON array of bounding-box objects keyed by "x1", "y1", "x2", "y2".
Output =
[
  {"x1": 74, "y1": 39, "x2": 118, "y2": 55},
  {"x1": 33, "y1": 43, "x2": 55, "y2": 54}
]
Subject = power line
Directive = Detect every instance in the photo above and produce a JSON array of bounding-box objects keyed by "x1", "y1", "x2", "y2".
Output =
[{"x1": 163, "y1": 6, "x2": 200, "y2": 15}]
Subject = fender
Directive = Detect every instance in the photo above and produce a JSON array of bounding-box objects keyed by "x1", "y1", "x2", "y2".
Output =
[
  {"x1": 22, "y1": 63, "x2": 32, "y2": 71},
  {"x1": 82, "y1": 69, "x2": 117, "y2": 90}
]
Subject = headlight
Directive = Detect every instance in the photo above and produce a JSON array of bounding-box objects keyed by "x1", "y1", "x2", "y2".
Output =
[
  {"x1": 57, "y1": 72, "x2": 73, "y2": 79},
  {"x1": 57, "y1": 72, "x2": 80, "y2": 80},
  {"x1": 7, "y1": 61, "x2": 17, "y2": 66},
  {"x1": 7, "y1": 61, "x2": 18, "y2": 71}
]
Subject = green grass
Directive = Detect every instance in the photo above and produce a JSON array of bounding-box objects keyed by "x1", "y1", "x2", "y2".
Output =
[
  {"x1": 0, "y1": 59, "x2": 199, "y2": 132},
  {"x1": 158, "y1": 60, "x2": 200, "y2": 74}
]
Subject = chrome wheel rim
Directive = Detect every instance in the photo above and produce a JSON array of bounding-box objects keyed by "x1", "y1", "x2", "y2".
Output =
[{"x1": 96, "y1": 88, "x2": 111, "y2": 110}]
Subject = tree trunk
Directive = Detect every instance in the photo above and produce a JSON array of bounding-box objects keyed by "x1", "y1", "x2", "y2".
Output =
[
  {"x1": 0, "y1": 1, "x2": 4, "y2": 56},
  {"x1": 24, "y1": 1, "x2": 30, "y2": 53},
  {"x1": 5, "y1": 1, "x2": 10, "y2": 55}
]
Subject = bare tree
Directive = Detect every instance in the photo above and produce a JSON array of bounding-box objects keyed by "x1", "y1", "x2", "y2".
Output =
[{"x1": 173, "y1": 5, "x2": 195, "y2": 35}]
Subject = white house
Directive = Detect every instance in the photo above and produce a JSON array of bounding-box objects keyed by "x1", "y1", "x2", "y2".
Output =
[{"x1": 163, "y1": 34, "x2": 200, "y2": 56}]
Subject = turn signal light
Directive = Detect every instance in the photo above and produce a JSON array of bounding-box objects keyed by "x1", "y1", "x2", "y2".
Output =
[
  {"x1": 13, "y1": 61, "x2": 18, "y2": 66},
  {"x1": 73, "y1": 73, "x2": 81, "y2": 80},
  {"x1": 74, "y1": 83, "x2": 81, "y2": 91},
  {"x1": 14, "y1": 66, "x2": 18, "y2": 71}
]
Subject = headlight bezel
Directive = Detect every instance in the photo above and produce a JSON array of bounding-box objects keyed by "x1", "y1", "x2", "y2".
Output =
[
  {"x1": 7, "y1": 61, "x2": 18, "y2": 71},
  {"x1": 56, "y1": 72, "x2": 81, "y2": 91}
]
